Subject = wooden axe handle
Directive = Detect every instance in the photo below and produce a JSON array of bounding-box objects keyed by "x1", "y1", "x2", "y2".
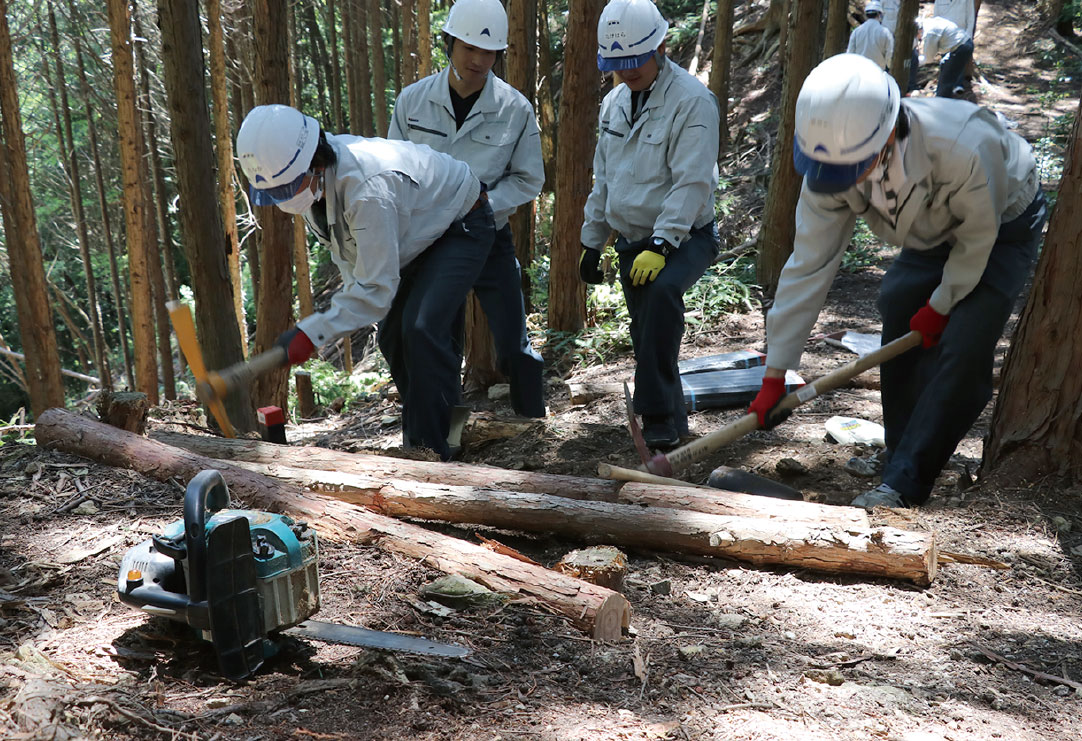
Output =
[
  {"x1": 659, "y1": 330, "x2": 923, "y2": 474},
  {"x1": 167, "y1": 301, "x2": 235, "y2": 438}
]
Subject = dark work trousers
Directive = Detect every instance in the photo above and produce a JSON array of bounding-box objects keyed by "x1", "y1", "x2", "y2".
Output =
[
  {"x1": 457, "y1": 224, "x2": 545, "y2": 417},
  {"x1": 616, "y1": 223, "x2": 719, "y2": 435},
  {"x1": 876, "y1": 191, "x2": 1046, "y2": 504},
  {"x1": 377, "y1": 201, "x2": 495, "y2": 460},
  {"x1": 936, "y1": 38, "x2": 974, "y2": 97}
]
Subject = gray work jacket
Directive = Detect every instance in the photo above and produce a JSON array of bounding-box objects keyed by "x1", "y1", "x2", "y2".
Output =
[
  {"x1": 766, "y1": 98, "x2": 1039, "y2": 371},
  {"x1": 581, "y1": 57, "x2": 720, "y2": 250},
  {"x1": 847, "y1": 19, "x2": 894, "y2": 69},
  {"x1": 388, "y1": 68, "x2": 544, "y2": 229},
  {"x1": 934, "y1": 0, "x2": 976, "y2": 36},
  {"x1": 296, "y1": 134, "x2": 480, "y2": 346}
]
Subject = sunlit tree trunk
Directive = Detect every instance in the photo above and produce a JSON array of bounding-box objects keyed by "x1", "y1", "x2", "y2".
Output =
[
  {"x1": 756, "y1": 0, "x2": 822, "y2": 294},
  {"x1": 207, "y1": 0, "x2": 248, "y2": 355},
  {"x1": 0, "y1": 0, "x2": 64, "y2": 414},
  {"x1": 369, "y1": 0, "x2": 389, "y2": 135},
  {"x1": 983, "y1": 95, "x2": 1082, "y2": 484},
  {"x1": 107, "y1": 0, "x2": 158, "y2": 404},
  {"x1": 158, "y1": 0, "x2": 257, "y2": 431},
  {"x1": 709, "y1": 0, "x2": 735, "y2": 153},
  {"x1": 537, "y1": 0, "x2": 557, "y2": 191},
  {"x1": 401, "y1": 0, "x2": 418, "y2": 85},
  {"x1": 506, "y1": 0, "x2": 537, "y2": 309},
  {"x1": 327, "y1": 0, "x2": 344, "y2": 130},
  {"x1": 889, "y1": 0, "x2": 920, "y2": 92},
  {"x1": 549, "y1": 0, "x2": 605, "y2": 332},
  {"x1": 226, "y1": 0, "x2": 260, "y2": 309},
  {"x1": 45, "y1": 1, "x2": 112, "y2": 390},
  {"x1": 352, "y1": 0, "x2": 374, "y2": 136},
  {"x1": 417, "y1": 0, "x2": 431, "y2": 79},
  {"x1": 250, "y1": 0, "x2": 295, "y2": 410}
]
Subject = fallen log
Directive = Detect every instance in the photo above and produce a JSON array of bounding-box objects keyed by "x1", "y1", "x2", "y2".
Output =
[
  {"x1": 168, "y1": 453, "x2": 934, "y2": 585},
  {"x1": 152, "y1": 430, "x2": 869, "y2": 528},
  {"x1": 35, "y1": 409, "x2": 629, "y2": 640}
]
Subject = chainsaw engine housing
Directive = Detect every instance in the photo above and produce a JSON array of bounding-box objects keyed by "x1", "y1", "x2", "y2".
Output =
[{"x1": 117, "y1": 470, "x2": 319, "y2": 679}]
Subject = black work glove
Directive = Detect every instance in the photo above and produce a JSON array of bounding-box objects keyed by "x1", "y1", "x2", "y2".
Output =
[{"x1": 578, "y1": 246, "x2": 604, "y2": 284}]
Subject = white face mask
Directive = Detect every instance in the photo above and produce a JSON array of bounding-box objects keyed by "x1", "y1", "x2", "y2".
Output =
[{"x1": 276, "y1": 175, "x2": 323, "y2": 215}]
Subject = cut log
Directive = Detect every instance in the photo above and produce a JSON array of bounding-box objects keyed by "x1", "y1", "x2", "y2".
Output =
[
  {"x1": 294, "y1": 370, "x2": 317, "y2": 419},
  {"x1": 556, "y1": 546, "x2": 628, "y2": 592},
  {"x1": 35, "y1": 409, "x2": 629, "y2": 640},
  {"x1": 151, "y1": 431, "x2": 869, "y2": 528},
  {"x1": 146, "y1": 445, "x2": 933, "y2": 584},
  {"x1": 96, "y1": 391, "x2": 149, "y2": 434}
]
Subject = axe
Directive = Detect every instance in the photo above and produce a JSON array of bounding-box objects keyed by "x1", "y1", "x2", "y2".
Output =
[{"x1": 617, "y1": 330, "x2": 922, "y2": 479}]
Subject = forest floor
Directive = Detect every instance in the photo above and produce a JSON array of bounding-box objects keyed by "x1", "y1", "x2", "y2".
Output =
[{"x1": 3, "y1": 1, "x2": 1082, "y2": 739}]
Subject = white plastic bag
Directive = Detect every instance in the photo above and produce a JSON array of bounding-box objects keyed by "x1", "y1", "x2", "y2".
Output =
[{"x1": 825, "y1": 416, "x2": 885, "y2": 447}]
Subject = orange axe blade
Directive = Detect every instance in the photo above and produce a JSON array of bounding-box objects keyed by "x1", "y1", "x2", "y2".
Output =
[{"x1": 167, "y1": 300, "x2": 236, "y2": 438}]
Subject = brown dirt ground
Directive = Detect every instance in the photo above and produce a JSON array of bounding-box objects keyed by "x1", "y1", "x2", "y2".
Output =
[{"x1": 2, "y1": 1, "x2": 1081, "y2": 739}]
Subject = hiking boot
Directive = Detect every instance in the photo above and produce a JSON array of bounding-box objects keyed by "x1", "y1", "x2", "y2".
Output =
[
  {"x1": 851, "y1": 483, "x2": 907, "y2": 510},
  {"x1": 643, "y1": 414, "x2": 679, "y2": 449},
  {"x1": 844, "y1": 451, "x2": 885, "y2": 478}
]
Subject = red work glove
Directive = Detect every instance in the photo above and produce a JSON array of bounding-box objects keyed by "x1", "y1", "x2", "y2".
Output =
[
  {"x1": 909, "y1": 302, "x2": 949, "y2": 348},
  {"x1": 748, "y1": 376, "x2": 791, "y2": 429},
  {"x1": 274, "y1": 327, "x2": 315, "y2": 366}
]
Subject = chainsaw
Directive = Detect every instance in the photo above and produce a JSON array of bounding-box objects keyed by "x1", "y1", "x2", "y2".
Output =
[{"x1": 117, "y1": 469, "x2": 470, "y2": 680}]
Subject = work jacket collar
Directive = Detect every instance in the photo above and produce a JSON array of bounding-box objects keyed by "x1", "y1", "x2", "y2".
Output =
[
  {"x1": 613, "y1": 57, "x2": 675, "y2": 129},
  {"x1": 427, "y1": 67, "x2": 501, "y2": 139}
]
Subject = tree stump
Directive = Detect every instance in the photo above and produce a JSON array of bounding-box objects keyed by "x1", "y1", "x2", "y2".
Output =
[
  {"x1": 294, "y1": 370, "x2": 317, "y2": 419},
  {"x1": 556, "y1": 546, "x2": 628, "y2": 592},
  {"x1": 96, "y1": 391, "x2": 148, "y2": 434}
]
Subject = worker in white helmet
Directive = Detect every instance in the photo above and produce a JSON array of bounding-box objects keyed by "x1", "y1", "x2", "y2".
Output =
[
  {"x1": 388, "y1": 0, "x2": 545, "y2": 418},
  {"x1": 580, "y1": 0, "x2": 721, "y2": 449},
  {"x1": 748, "y1": 54, "x2": 1045, "y2": 509},
  {"x1": 847, "y1": 0, "x2": 894, "y2": 70},
  {"x1": 917, "y1": 14, "x2": 974, "y2": 98},
  {"x1": 236, "y1": 104, "x2": 496, "y2": 461}
]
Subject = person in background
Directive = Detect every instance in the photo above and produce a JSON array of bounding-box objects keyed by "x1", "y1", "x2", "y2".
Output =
[
  {"x1": 748, "y1": 54, "x2": 1045, "y2": 510},
  {"x1": 236, "y1": 104, "x2": 495, "y2": 461},
  {"x1": 934, "y1": 0, "x2": 976, "y2": 36},
  {"x1": 579, "y1": 0, "x2": 720, "y2": 449},
  {"x1": 917, "y1": 14, "x2": 974, "y2": 98},
  {"x1": 388, "y1": 0, "x2": 546, "y2": 419},
  {"x1": 847, "y1": 0, "x2": 895, "y2": 70}
]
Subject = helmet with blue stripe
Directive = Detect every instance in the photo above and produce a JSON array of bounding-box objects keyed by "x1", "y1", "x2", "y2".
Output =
[
  {"x1": 443, "y1": 0, "x2": 508, "y2": 51},
  {"x1": 793, "y1": 54, "x2": 901, "y2": 193},
  {"x1": 597, "y1": 0, "x2": 669, "y2": 72},
  {"x1": 236, "y1": 104, "x2": 320, "y2": 205}
]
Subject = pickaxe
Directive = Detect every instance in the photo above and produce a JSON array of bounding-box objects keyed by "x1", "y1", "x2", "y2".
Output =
[{"x1": 616, "y1": 330, "x2": 922, "y2": 479}]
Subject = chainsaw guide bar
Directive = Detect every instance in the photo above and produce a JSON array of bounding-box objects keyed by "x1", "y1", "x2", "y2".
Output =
[{"x1": 285, "y1": 620, "x2": 471, "y2": 658}]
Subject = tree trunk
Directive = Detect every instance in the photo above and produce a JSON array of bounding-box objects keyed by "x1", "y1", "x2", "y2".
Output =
[
  {"x1": 352, "y1": 0, "x2": 375, "y2": 136},
  {"x1": 417, "y1": 0, "x2": 432, "y2": 79},
  {"x1": 506, "y1": 0, "x2": 538, "y2": 310},
  {"x1": 327, "y1": 0, "x2": 344, "y2": 130},
  {"x1": 38, "y1": 411, "x2": 935, "y2": 584},
  {"x1": 158, "y1": 0, "x2": 257, "y2": 432},
  {"x1": 150, "y1": 431, "x2": 870, "y2": 528},
  {"x1": 688, "y1": 0, "x2": 712, "y2": 75},
  {"x1": 983, "y1": 95, "x2": 1082, "y2": 484},
  {"x1": 0, "y1": 0, "x2": 64, "y2": 415},
  {"x1": 889, "y1": 0, "x2": 920, "y2": 92},
  {"x1": 755, "y1": 0, "x2": 823, "y2": 294},
  {"x1": 106, "y1": 0, "x2": 158, "y2": 404},
  {"x1": 536, "y1": 0, "x2": 557, "y2": 192},
  {"x1": 463, "y1": 297, "x2": 500, "y2": 392},
  {"x1": 548, "y1": 0, "x2": 605, "y2": 332},
  {"x1": 66, "y1": 0, "x2": 134, "y2": 390},
  {"x1": 35, "y1": 409, "x2": 630, "y2": 640},
  {"x1": 822, "y1": 0, "x2": 849, "y2": 58},
  {"x1": 400, "y1": 0, "x2": 418, "y2": 86},
  {"x1": 368, "y1": 0, "x2": 389, "y2": 135},
  {"x1": 46, "y1": 1, "x2": 112, "y2": 392},
  {"x1": 251, "y1": 0, "x2": 296, "y2": 411},
  {"x1": 206, "y1": 0, "x2": 248, "y2": 355},
  {"x1": 708, "y1": 0, "x2": 735, "y2": 152},
  {"x1": 133, "y1": 6, "x2": 177, "y2": 401}
]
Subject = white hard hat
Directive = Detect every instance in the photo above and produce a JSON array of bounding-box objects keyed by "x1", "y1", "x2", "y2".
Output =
[
  {"x1": 793, "y1": 53, "x2": 900, "y2": 193},
  {"x1": 597, "y1": 0, "x2": 669, "y2": 72},
  {"x1": 864, "y1": 0, "x2": 883, "y2": 14},
  {"x1": 443, "y1": 0, "x2": 508, "y2": 51},
  {"x1": 236, "y1": 104, "x2": 320, "y2": 205}
]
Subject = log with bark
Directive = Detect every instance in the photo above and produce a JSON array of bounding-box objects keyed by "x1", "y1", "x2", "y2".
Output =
[
  {"x1": 97, "y1": 420, "x2": 933, "y2": 583},
  {"x1": 152, "y1": 431, "x2": 870, "y2": 528},
  {"x1": 35, "y1": 409, "x2": 630, "y2": 640}
]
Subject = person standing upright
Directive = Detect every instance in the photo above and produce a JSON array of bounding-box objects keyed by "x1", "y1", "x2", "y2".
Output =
[
  {"x1": 388, "y1": 0, "x2": 546, "y2": 419},
  {"x1": 848, "y1": 0, "x2": 895, "y2": 70},
  {"x1": 579, "y1": 0, "x2": 720, "y2": 449}
]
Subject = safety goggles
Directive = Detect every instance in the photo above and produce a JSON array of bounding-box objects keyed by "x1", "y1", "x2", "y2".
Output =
[
  {"x1": 249, "y1": 170, "x2": 310, "y2": 206},
  {"x1": 597, "y1": 49, "x2": 656, "y2": 72},
  {"x1": 792, "y1": 135, "x2": 880, "y2": 194}
]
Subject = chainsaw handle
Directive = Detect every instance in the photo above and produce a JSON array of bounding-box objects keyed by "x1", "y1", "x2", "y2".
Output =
[
  {"x1": 655, "y1": 330, "x2": 923, "y2": 475},
  {"x1": 183, "y1": 470, "x2": 231, "y2": 604}
]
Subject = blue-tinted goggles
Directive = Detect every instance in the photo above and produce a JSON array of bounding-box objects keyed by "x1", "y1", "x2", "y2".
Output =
[
  {"x1": 597, "y1": 49, "x2": 656, "y2": 72},
  {"x1": 249, "y1": 170, "x2": 309, "y2": 206},
  {"x1": 792, "y1": 135, "x2": 879, "y2": 194}
]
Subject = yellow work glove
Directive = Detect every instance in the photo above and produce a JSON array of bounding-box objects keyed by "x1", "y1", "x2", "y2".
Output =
[{"x1": 628, "y1": 250, "x2": 666, "y2": 286}]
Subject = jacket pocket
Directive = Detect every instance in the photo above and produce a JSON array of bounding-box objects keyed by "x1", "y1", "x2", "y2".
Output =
[{"x1": 632, "y1": 125, "x2": 668, "y2": 183}]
